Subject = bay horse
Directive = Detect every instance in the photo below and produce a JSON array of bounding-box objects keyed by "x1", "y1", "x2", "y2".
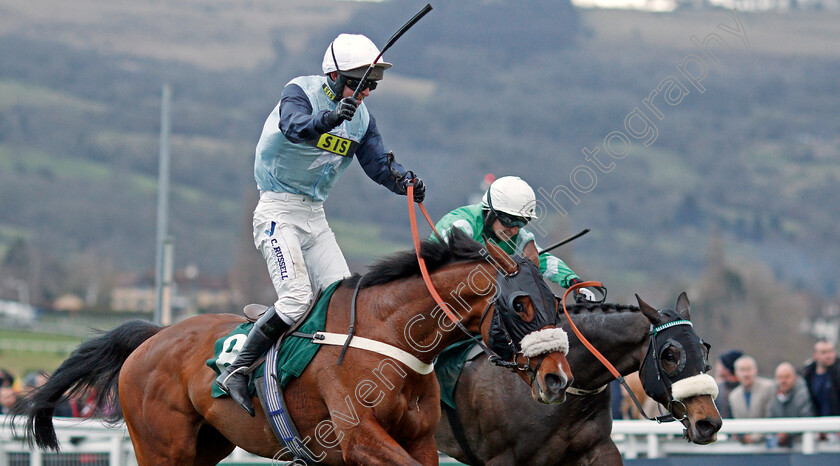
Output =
[
  {"x1": 435, "y1": 292, "x2": 723, "y2": 465},
  {"x1": 12, "y1": 229, "x2": 572, "y2": 465}
]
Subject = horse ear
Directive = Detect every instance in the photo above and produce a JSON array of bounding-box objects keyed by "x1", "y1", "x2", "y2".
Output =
[
  {"x1": 635, "y1": 294, "x2": 665, "y2": 326},
  {"x1": 675, "y1": 291, "x2": 691, "y2": 320},
  {"x1": 483, "y1": 237, "x2": 519, "y2": 275}
]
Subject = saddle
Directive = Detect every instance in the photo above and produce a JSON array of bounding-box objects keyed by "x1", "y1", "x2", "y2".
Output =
[
  {"x1": 206, "y1": 286, "x2": 332, "y2": 399},
  {"x1": 241, "y1": 288, "x2": 324, "y2": 372},
  {"x1": 436, "y1": 339, "x2": 486, "y2": 410},
  {"x1": 243, "y1": 303, "x2": 270, "y2": 322},
  {"x1": 243, "y1": 286, "x2": 322, "y2": 328}
]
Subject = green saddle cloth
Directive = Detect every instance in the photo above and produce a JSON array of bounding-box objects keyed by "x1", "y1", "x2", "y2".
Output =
[
  {"x1": 435, "y1": 339, "x2": 480, "y2": 410},
  {"x1": 206, "y1": 280, "x2": 342, "y2": 397}
]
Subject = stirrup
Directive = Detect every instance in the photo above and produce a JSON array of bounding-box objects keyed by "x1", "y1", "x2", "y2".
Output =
[
  {"x1": 216, "y1": 367, "x2": 255, "y2": 416},
  {"x1": 216, "y1": 366, "x2": 249, "y2": 393}
]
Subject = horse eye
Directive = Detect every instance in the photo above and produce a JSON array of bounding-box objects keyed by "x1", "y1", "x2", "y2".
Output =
[{"x1": 513, "y1": 301, "x2": 524, "y2": 313}]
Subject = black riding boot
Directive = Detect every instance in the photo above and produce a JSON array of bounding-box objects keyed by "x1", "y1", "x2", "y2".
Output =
[{"x1": 214, "y1": 306, "x2": 291, "y2": 416}]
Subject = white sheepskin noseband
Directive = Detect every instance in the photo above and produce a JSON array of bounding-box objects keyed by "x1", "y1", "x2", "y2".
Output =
[
  {"x1": 520, "y1": 328, "x2": 569, "y2": 357},
  {"x1": 670, "y1": 374, "x2": 719, "y2": 401}
]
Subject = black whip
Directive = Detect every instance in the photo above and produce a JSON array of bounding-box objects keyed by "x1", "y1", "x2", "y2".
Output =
[
  {"x1": 537, "y1": 228, "x2": 590, "y2": 255},
  {"x1": 352, "y1": 4, "x2": 433, "y2": 99}
]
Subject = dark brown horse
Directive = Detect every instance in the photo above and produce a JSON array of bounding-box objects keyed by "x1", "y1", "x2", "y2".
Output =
[
  {"x1": 12, "y1": 230, "x2": 572, "y2": 465},
  {"x1": 435, "y1": 292, "x2": 723, "y2": 465}
]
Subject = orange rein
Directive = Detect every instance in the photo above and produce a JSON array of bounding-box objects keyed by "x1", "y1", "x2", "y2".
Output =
[
  {"x1": 405, "y1": 184, "x2": 462, "y2": 325},
  {"x1": 562, "y1": 282, "x2": 679, "y2": 423},
  {"x1": 561, "y1": 281, "x2": 620, "y2": 378}
]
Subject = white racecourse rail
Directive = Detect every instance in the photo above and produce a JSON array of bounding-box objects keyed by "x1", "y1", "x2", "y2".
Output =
[{"x1": 2, "y1": 415, "x2": 840, "y2": 464}]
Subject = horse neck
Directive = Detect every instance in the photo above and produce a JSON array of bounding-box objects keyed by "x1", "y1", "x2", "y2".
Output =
[
  {"x1": 565, "y1": 309, "x2": 650, "y2": 390},
  {"x1": 360, "y1": 261, "x2": 495, "y2": 364}
]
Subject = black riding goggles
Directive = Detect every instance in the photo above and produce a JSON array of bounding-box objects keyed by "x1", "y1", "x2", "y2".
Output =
[
  {"x1": 344, "y1": 77, "x2": 378, "y2": 91},
  {"x1": 496, "y1": 211, "x2": 530, "y2": 229}
]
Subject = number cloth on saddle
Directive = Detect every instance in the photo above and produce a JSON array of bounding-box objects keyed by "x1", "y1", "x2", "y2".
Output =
[{"x1": 206, "y1": 280, "x2": 342, "y2": 397}]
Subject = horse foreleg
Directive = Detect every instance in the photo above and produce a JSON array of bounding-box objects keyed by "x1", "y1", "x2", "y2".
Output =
[
  {"x1": 340, "y1": 418, "x2": 426, "y2": 466},
  {"x1": 570, "y1": 439, "x2": 622, "y2": 466},
  {"x1": 194, "y1": 423, "x2": 237, "y2": 465},
  {"x1": 404, "y1": 434, "x2": 440, "y2": 466}
]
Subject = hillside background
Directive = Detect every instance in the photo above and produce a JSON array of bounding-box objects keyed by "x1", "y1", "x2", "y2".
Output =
[{"x1": 1, "y1": 0, "x2": 839, "y2": 370}]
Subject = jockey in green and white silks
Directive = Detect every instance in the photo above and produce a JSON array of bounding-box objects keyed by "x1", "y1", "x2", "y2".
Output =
[
  {"x1": 434, "y1": 176, "x2": 590, "y2": 291},
  {"x1": 217, "y1": 33, "x2": 426, "y2": 417},
  {"x1": 436, "y1": 204, "x2": 579, "y2": 288}
]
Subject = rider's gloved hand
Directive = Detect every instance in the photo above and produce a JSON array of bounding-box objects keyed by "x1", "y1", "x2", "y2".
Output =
[
  {"x1": 399, "y1": 173, "x2": 425, "y2": 203},
  {"x1": 325, "y1": 97, "x2": 358, "y2": 129},
  {"x1": 575, "y1": 287, "x2": 597, "y2": 303},
  {"x1": 568, "y1": 278, "x2": 603, "y2": 303},
  {"x1": 411, "y1": 178, "x2": 426, "y2": 203}
]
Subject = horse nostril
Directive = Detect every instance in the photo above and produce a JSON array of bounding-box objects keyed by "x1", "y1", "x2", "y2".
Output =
[
  {"x1": 695, "y1": 418, "x2": 721, "y2": 438},
  {"x1": 544, "y1": 373, "x2": 567, "y2": 393}
]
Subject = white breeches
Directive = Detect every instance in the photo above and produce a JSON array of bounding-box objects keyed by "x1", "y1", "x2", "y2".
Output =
[{"x1": 253, "y1": 191, "x2": 350, "y2": 324}]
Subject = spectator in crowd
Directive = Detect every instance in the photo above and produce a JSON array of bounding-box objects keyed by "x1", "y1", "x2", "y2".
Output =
[
  {"x1": 45, "y1": 388, "x2": 99, "y2": 418},
  {"x1": 18, "y1": 369, "x2": 79, "y2": 417},
  {"x1": 21, "y1": 370, "x2": 49, "y2": 393},
  {"x1": 67, "y1": 389, "x2": 98, "y2": 418},
  {"x1": 0, "y1": 368, "x2": 14, "y2": 388},
  {"x1": 767, "y1": 362, "x2": 815, "y2": 447},
  {"x1": 53, "y1": 398, "x2": 75, "y2": 417},
  {"x1": 801, "y1": 338, "x2": 840, "y2": 416},
  {"x1": 0, "y1": 368, "x2": 18, "y2": 414},
  {"x1": 729, "y1": 355, "x2": 775, "y2": 443},
  {"x1": 714, "y1": 349, "x2": 743, "y2": 418},
  {"x1": 0, "y1": 384, "x2": 17, "y2": 414}
]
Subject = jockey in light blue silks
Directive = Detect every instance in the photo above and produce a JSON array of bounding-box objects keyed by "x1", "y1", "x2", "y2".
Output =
[{"x1": 216, "y1": 34, "x2": 426, "y2": 416}]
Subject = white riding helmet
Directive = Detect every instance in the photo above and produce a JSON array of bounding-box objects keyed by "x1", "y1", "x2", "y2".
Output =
[
  {"x1": 481, "y1": 176, "x2": 539, "y2": 219},
  {"x1": 322, "y1": 34, "x2": 392, "y2": 80}
]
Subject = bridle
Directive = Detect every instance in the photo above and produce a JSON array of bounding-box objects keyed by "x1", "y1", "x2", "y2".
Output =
[
  {"x1": 476, "y1": 300, "x2": 553, "y2": 383},
  {"x1": 560, "y1": 283, "x2": 711, "y2": 426},
  {"x1": 638, "y1": 318, "x2": 713, "y2": 425},
  {"x1": 403, "y1": 183, "x2": 560, "y2": 385}
]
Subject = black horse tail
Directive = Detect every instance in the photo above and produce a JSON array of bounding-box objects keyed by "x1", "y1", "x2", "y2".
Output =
[{"x1": 10, "y1": 320, "x2": 162, "y2": 451}]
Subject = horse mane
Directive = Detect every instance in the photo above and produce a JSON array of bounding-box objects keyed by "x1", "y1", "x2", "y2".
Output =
[
  {"x1": 345, "y1": 228, "x2": 485, "y2": 289},
  {"x1": 561, "y1": 302, "x2": 641, "y2": 315}
]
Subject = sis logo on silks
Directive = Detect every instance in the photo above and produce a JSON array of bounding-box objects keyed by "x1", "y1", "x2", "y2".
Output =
[{"x1": 266, "y1": 221, "x2": 293, "y2": 281}]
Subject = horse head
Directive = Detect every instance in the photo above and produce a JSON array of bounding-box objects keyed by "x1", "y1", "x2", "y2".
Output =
[
  {"x1": 635, "y1": 292, "x2": 723, "y2": 444},
  {"x1": 478, "y1": 239, "x2": 573, "y2": 404}
]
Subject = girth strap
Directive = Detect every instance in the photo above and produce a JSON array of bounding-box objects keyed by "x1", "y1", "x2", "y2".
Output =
[
  {"x1": 308, "y1": 331, "x2": 434, "y2": 375},
  {"x1": 336, "y1": 278, "x2": 363, "y2": 365},
  {"x1": 442, "y1": 402, "x2": 484, "y2": 466}
]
